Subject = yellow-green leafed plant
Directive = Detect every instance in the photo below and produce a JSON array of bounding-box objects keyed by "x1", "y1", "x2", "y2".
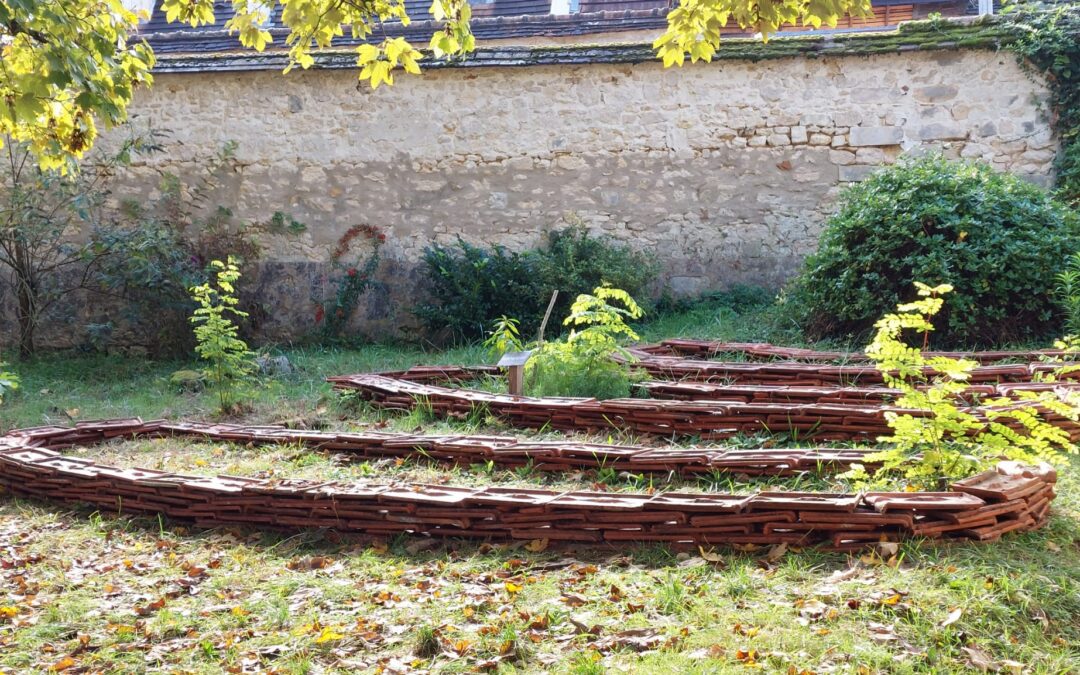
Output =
[
  {"x1": 856, "y1": 282, "x2": 1078, "y2": 488},
  {"x1": 482, "y1": 316, "x2": 525, "y2": 359},
  {"x1": 0, "y1": 363, "x2": 18, "y2": 405},
  {"x1": 189, "y1": 257, "x2": 255, "y2": 413},
  {"x1": 0, "y1": 0, "x2": 155, "y2": 171},
  {"x1": 654, "y1": 0, "x2": 872, "y2": 67},
  {"x1": 526, "y1": 286, "x2": 645, "y2": 400}
]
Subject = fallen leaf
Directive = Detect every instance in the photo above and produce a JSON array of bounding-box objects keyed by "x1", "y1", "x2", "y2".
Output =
[
  {"x1": 941, "y1": 607, "x2": 963, "y2": 628},
  {"x1": 287, "y1": 556, "x2": 331, "y2": 571},
  {"x1": 452, "y1": 639, "x2": 472, "y2": 655},
  {"x1": 962, "y1": 645, "x2": 994, "y2": 672},
  {"x1": 595, "y1": 628, "x2": 665, "y2": 653},
  {"x1": 875, "y1": 542, "x2": 900, "y2": 559},
  {"x1": 48, "y1": 656, "x2": 76, "y2": 672},
  {"x1": 568, "y1": 616, "x2": 601, "y2": 635},
  {"x1": 765, "y1": 543, "x2": 788, "y2": 562},
  {"x1": 736, "y1": 648, "x2": 760, "y2": 664},
  {"x1": 698, "y1": 546, "x2": 725, "y2": 563},
  {"x1": 524, "y1": 539, "x2": 549, "y2": 553},
  {"x1": 314, "y1": 626, "x2": 345, "y2": 644},
  {"x1": 561, "y1": 593, "x2": 588, "y2": 607}
]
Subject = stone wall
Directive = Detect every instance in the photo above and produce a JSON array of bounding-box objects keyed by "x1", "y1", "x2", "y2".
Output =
[{"x1": 6, "y1": 40, "x2": 1058, "y2": 346}]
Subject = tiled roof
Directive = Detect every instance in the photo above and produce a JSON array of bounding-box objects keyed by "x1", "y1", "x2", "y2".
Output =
[
  {"x1": 147, "y1": 15, "x2": 1015, "y2": 73},
  {"x1": 138, "y1": 0, "x2": 972, "y2": 55}
]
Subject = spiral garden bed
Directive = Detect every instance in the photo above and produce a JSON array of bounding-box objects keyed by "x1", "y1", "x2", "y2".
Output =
[
  {"x1": 0, "y1": 419, "x2": 1057, "y2": 551},
  {"x1": 0, "y1": 343, "x2": 1071, "y2": 552}
]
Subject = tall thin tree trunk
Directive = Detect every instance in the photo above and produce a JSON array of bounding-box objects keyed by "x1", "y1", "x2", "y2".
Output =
[{"x1": 16, "y1": 276, "x2": 35, "y2": 359}]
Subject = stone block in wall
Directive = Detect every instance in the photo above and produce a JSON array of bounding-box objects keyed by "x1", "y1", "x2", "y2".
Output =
[
  {"x1": 855, "y1": 148, "x2": 889, "y2": 165},
  {"x1": 839, "y1": 165, "x2": 879, "y2": 182},
  {"x1": 791, "y1": 126, "x2": 808, "y2": 144},
  {"x1": 829, "y1": 149, "x2": 856, "y2": 166},
  {"x1": 913, "y1": 85, "x2": 958, "y2": 103},
  {"x1": 809, "y1": 133, "x2": 831, "y2": 146},
  {"x1": 849, "y1": 126, "x2": 903, "y2": 147},
  {"x1": 918, "y1": 123, "x2": 968, "y2": 141}
]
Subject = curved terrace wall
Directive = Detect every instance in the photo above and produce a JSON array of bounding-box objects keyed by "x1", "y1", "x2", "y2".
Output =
[{"x1": 44, "y1": 23, "x2": 1063, "y2": 342}]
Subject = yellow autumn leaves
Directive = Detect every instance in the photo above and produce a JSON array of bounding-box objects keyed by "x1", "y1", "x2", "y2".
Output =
[{"x1": 654, "y1": 0, "x2": 873, "y2": 68}]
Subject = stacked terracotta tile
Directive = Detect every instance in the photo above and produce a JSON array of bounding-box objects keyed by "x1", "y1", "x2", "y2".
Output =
[
  {"x1": 640, "y1": 340, "x2": 1068, "y2": 364},
  {"x1": 3, "y1": 419, "x2": 873, "y2": 477},
  {"x1": 0, "y1": 421, "x2": 1056, "y2": 550},
  {"x1": 639, "y1": 381, "x2": 1080, "y2": 406},
  {"x1": 328, "y1": 374, "x2": 1080, "y2": 443}
]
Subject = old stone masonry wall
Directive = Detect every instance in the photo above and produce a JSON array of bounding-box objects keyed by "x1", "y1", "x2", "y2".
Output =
[{"x1": 113, "y1": 47, "x2": 1053, "y2": 340}]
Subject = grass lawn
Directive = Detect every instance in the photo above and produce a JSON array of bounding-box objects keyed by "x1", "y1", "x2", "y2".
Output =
[{"x1": 1, "y1": 304, "x2": 1079, "y2": 673}]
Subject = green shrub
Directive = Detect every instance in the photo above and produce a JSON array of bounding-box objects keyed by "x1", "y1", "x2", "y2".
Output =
[
  {"x1": 656, "y1": 283, "x2": 774, "y2": 316},
  {"x1": 526, "y1": 286, "x2": 644, "y2": 400},
  {"x1": 414, "y1": 225, "x2": 658, "y2": 343},
  {"x1": 190, "y1": 257, "x2": 255, "y2": 413},
  {"x1": 0, "y1": 362, "x2": 18, "y2": 405},
  {"x1": 533, "y1": 225, "x2": 660, "y2": 324},
  {"x1": 790, "y1": 155, "x2": 1080, "y2": 347},
  {"x1": 413, "y1": 238, "x2": 545, "y2": 343}
]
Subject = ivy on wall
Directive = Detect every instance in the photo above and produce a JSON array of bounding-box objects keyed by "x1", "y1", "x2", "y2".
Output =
[{"x1": 1007, "y1": 5, "x2": 1080, "y2": 206}]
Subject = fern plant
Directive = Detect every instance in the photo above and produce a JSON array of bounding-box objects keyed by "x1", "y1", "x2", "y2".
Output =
[
  {"x1": 854, "y1": 282, "x2": 1078, "y2": 488},
  {"x1": 189, "y1": 257, "x2": 254, "y2": 413},
  {"x1": 525, "y1": 286, "x2": 645, "y2": 399}
]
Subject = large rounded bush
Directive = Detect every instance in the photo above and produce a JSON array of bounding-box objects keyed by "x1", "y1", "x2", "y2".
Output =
[{"x1": 790, "y1": 155, "x2": 1080, "y2": 346}]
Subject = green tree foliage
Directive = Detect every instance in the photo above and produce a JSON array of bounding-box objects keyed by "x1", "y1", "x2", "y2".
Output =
[
  {"x1": 789, "y1": 155, "x2": 1080, "y2": 347},
  {"x1": 0, "y1": 1, "x2": 155, "y2": 171},
  {"x1": 525, "y1": 286, "x2": 645, "y2": 400},
  {"x1": 852, "y1": 283, "x2": 1078, "y2": 489},
  {"x1": 189, "y1": 257, "x2": 255, "y2": 412}
]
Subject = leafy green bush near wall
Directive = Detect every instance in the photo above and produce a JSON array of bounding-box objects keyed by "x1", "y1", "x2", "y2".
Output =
[
  {"x1": 789, "y1": 155, "x2": 1080, "y2": 347},
  {"x1": 414, "y1": 226, "x2": 658, "y2": 343}
]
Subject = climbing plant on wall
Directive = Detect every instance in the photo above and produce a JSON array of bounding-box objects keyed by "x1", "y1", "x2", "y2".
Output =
[
  {"x1": 1007, "y1": 4, "x2": 1080, "y2": 206},
  {"x1": 315, "y1": 224, "x2": 385, "y2": 340}
]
